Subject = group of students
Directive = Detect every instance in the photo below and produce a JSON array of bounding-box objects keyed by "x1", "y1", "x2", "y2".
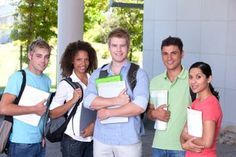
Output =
[{"x1": 0, "y1": 28, "x2": 222, "y2": 157}]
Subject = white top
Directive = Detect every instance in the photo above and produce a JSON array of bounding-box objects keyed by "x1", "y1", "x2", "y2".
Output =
[{"x1": 50, "y1": 71, "x2": 92, "y2": 142}]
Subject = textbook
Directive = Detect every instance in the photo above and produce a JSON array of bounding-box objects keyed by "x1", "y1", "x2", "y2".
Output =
[
  {"x1": 150, "y1": 90, "x2": 168, "y2": 130},
  {"x1": 187, "y1": 107, "x2": 203, "y2": 137},
  {"x1": 79, "y1": 105, "x2": 96, "y2": 132},
  {"x1": 14, "y1": 85, "x2": 50, "y2": 126},
  {"x1": 97, "y1": 81, "x2": 128, "y2": 124},
  {"x1": 95, "y1": 75, "x2": 122, "y2": 88}
]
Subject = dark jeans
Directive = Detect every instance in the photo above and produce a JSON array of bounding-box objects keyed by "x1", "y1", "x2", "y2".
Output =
[
  {"x1": 8, "y1": 142, "x2": 45, "y2": 157},
  {"x1": 152, "y1": 148, "x2": 185, "y2": 157},
  {"x1": 61, "y1": 134, "x2": 93, "y2": 157}
]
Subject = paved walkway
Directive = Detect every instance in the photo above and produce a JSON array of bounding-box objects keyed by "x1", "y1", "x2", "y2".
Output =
[{"x1": 1, "y1": 117, "x2": 236, "y2": 157}]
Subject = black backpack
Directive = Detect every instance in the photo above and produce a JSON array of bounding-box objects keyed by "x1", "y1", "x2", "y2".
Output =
[
  {"x1": 44, "y1": 77, "x2": 83, "y2": 143},
  {"x1": 0, "y1": 70, "x2": 26, "y2": 154},
  {"x1": 99, "y1": 63, "x2": 139, "y2": 92},
  {"x1": 99, "y1": 63, "x2": 145, "y2": 118}
]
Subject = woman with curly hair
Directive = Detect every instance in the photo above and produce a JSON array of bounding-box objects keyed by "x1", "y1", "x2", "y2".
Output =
[{"x1": 49, "y1": 40, "x2": 97, "y2": 157}]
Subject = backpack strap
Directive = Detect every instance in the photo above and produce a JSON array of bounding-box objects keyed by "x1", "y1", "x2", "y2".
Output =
[
  {"x1": 127, "y1": 63, "x2": 139, "y2": 92},
  {"x1": 99, "y1": 63, "x2": 139, "y2": 92},
  {"x1": 99, "y1": 64, "x2": 109, "y2": 78},
  {"x1": 63, "y1": 77, "x2": 83, "y2": 113},
  {"x1": 4, "y1": 70, "x2": 26, "y2": 122},
  {"x1": 14, "y1": 70, "x2": 26, "y2": 104},
  {"x1": 61, "y1": 77, "x2": 84, "y2": 134}
]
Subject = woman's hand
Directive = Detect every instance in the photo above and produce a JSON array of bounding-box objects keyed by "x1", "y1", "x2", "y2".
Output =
[
  {"x1": 81, "y1": 122, "x2": 94, "y2": 138},
  {"x1": 182, "y1": 137, "x2": 204, "y2": 153}
]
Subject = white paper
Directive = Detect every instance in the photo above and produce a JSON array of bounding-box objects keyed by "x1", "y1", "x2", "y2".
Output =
[
  {"x1": 14, "y1": 85, "x2": 50, "y2": 126},
  {"x1": 151, "y1": 90, "x2": 168, "y2": 130},
  {"x1": 97, "y1": 81, "x2": 128, "y2": 124},
  {"x1": 187, "y1": 107, "x2": 203, "y2": 137}
]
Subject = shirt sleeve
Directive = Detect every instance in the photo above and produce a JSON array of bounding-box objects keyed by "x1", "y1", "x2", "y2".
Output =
[
  {"x1": 132, "y1": 68, "x2": 149, "y2": 110},
  {"x1": 49, "y1": 80, "x2": 71, "y2": 110},
  {"x1": 202, "y1": 97, "x2": 221, "y2": 122},
  {"x1": 84, "y1": 69, "x2": 100, "y2": 109},
  {"x1": 4, "y1": 71, "x2": 23, "y2": 97}
]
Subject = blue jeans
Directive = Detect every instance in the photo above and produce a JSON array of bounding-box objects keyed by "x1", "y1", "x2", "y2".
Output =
[
  {"x1": 8, "y1": 142, "x2": 45, "y2": 157},
  {"x1": 152, "y1": 148, "x2": 185, "y2": 157},
  {"x1": 61, "y1": 134, "x2": 93, "y2": 157}
]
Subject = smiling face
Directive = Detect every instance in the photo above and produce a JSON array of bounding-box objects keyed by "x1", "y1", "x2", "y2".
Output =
[
  {"x1": 108, "y1": 37, "x2": 128, "y2": 64},
  {"x1": 189, "y1": 67, "x2": 212, "y2": 94},
  {"x1": 72, "y1": 50, "x2": 89, "y2": 74},
  {"x1": 161, "y1": 45, "x2": 183, "y2": 72},
  {"x1": 28, "y1": 47, "x2": 50, "y2": 75}
]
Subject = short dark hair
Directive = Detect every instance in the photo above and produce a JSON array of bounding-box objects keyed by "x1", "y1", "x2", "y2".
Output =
[
  {"x1": 60, "y1": 40, "x2": 98, "y2": 77},
  {"x1": 161, "y1": 36, "x2": 183, "y2": 52}
]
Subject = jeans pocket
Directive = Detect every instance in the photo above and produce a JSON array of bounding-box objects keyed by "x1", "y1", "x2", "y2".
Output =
[{"x1": 15, "y1": 143, "x2": 33, "y2": 149}]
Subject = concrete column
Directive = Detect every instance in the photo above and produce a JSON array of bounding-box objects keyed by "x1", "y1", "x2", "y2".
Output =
[{"x1": 57, "y1": 0, "x2": 84, "y2": 82}]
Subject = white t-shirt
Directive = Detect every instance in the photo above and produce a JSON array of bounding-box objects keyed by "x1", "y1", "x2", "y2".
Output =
[{"x1": 50, "y1": 71, "x2": 92, "y2": 142}]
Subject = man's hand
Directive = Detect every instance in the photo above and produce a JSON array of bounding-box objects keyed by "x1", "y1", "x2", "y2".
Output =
[
  {"x1": 150, "y1": 104, "x2": 170, "y2": 122},
  {"x1": 97, "y1": 108, "x2": 110, "y2": 120},
  {"x1": 182, "y1": 137, "x2": 204, "y2": 153},
  {"x1": 115, "y1": 88, "x2": 130, "y2": 106},
  {"x1": 34, "y1": 99, "x2": 47, "y2": 116}
]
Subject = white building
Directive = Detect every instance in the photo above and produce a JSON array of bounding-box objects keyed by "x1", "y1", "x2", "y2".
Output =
[
  {"x1": 143, "y1": 0, "x2": 236, "y2": 127},
  {"x1": 0, "y1": 0, "x2": 16, "y2": 43}
]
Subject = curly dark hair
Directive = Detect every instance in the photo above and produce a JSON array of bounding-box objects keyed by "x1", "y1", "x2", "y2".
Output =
[{"x1": 60, "y1": 40, "x2": 98, "y2": 77}]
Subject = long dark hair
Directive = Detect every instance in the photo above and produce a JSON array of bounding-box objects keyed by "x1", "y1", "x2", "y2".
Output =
[{"x1": 189, "y1": 62, "x2": 219, "y2": 100}]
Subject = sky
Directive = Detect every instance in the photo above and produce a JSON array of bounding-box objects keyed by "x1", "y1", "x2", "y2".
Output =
[{"x1": 0, "y1": 0, "x2": 6, "y2": 6}]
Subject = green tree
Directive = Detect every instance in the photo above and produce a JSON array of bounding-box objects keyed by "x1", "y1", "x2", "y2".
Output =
[
  {"x1": 114, "y1": 7, "x2": 143, "y2": 56},
  {"x1": 84, "y1": 0, "x2": 108, "y2": 32},
  {"x1": 86, "y1": 5, "x2": 143, "y2": 62},
  {"x1": 10, "y1": 0, "x2": 57, "y2": 63}
]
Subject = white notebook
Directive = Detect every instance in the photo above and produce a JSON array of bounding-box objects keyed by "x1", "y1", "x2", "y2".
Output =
[
  {"x1": 14, "y1": 85, "x2": 50, "y2": 126},
  {"x1": 187, "y1": 107, "x2": 203, "y2": 137},
  {"x1": 97, "y1": 81, "x2": 128, "y2": 124},
  {"x1": 151, "y1": 90, "x2": 168, "y2": 130}
]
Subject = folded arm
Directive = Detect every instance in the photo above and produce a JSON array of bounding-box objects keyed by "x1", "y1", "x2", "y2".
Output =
[
  {"x1": 181, "y1": 120, "x2": 216, "y2": 152},
  {"x1": 0, "y1": 93, "x2": 46, "y2": 116}
]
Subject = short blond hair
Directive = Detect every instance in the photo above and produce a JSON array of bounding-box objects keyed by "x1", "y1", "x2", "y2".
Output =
[
  {"x1": 108, "y1": 28, "x2": 130, "y2": 48},
  {"x1": 28, "y1": 38, "x2": 51, "y2": 53}
]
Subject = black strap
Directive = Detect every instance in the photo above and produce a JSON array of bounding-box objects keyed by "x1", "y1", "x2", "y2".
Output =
[
  {"x1": 61, "y1": 77, "x2": 84, "y2": 134},
  {"x1": 99, "y1": 63, "x2": 139, "y2": 92},
  {"x1": 127, "y1": 63, "x2": 139, "y2": 92},
  {"x1": 14, "y1": 70, "x2": 26, "y2": 104},
  {"x1": 4, "y1": 70, "x2": 26, "y2": 122},
  {"x1": 99, "y1": 64, "x2": 109, "y2": 78}
]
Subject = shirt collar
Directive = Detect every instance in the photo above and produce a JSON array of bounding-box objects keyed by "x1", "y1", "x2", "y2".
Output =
[
  {"x1": 70, "y1": 70, "x2": 90, "y2": 85},
  {"x1": 163, "y1": 65, "x2": 187, "y2": 80},
  {"x1": 103, "y1": 59, "x2": 130, "y2": 75}
]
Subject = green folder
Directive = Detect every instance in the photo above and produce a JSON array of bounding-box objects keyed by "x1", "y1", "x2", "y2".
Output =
[{"x1": 95, "y1": 75, "x2": 122, "y2": 88}]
